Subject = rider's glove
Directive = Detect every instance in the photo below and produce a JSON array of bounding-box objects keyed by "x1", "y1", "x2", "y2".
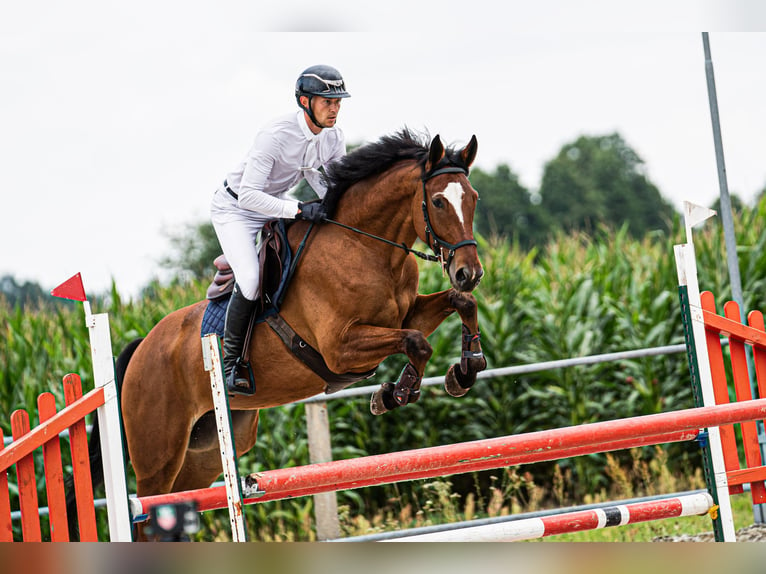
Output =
[{"x1": 296, "y1": 202, "x2": 328, "y2": 223}]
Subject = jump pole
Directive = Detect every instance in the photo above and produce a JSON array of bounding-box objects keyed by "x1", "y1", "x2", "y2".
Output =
[
  {"x1": 131, "y1": 398, "x2": 766, "y2": 517},
  {"x1": 383, "y1": 491, "x2": 715, "y2": 542}
]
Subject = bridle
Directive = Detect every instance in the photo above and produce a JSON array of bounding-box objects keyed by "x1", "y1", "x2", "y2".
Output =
[
  {"x1": 322, "y1": 164, "x2": 477, "y2": 272},
  {"x1": 420, "y1": 165, "x2": 478, "y2": 272}
]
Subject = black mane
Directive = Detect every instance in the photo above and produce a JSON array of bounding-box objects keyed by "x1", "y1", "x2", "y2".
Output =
[{"x1": 322, "y1": 128, "x2": 461, "y2": 215}]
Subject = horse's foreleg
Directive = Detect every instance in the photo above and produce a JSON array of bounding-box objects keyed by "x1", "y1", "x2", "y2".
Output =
[
  {"x1": 444, "y1": 291, "x2": 487, "y2": 397},
  {"x1": 323, "y1": 324, "x2": 433, "y2": 416},
  {"x1": 403, "y1": 290, "x2": 487, "y2": 398},
  {"x1": 368, "y1": 328, "x2": 432, "y2": 415}
]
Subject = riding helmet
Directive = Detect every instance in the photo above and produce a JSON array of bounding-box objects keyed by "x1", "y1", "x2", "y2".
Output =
[
  {"x1": 295, "y1": 65, "x2": 351, "y2": 100},
  {"x1": 295, "y1": 65, "x2": 350, "y2": 128}
]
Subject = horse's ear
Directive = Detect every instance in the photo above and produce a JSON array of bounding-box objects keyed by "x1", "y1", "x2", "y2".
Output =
[
  {"x1": 425, "y1": 134, "x2": 445, "y2": 173},
  {"x1": 460, "y1": 135, "x2": 478, "y2": 169}
]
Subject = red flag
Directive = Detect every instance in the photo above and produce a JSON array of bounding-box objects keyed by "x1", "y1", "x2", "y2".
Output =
[{"x1": 51, "y1": 272, "x2": 87, "y2": 302}]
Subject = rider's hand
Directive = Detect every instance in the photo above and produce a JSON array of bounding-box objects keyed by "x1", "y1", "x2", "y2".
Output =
[{"x1": 296, "y1": 202, "x2": 328, "y2": 223}]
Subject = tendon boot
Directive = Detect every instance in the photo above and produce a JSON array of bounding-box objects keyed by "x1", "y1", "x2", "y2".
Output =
[{"x1": 222, "y1": 284, "x2": 257, "y2": 395}]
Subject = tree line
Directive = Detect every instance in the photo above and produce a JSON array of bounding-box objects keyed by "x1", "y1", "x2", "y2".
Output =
[{"x1": 470, "y1": 132, "x2": 675, "y2": 248}]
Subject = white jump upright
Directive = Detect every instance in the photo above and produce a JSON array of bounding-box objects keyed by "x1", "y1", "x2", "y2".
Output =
[
  {"x1": 201, "y1": 333, "x2": 248, "y2": 542},
  {"x1": 51, "y1": 272, "x2": 133, "y2": 542},
  {"x1": 86, "y1": 306, "x2": 133, "y2": 542},
  {"x1": 673, "y1": 201, "x2": 736, "y2": 542}
]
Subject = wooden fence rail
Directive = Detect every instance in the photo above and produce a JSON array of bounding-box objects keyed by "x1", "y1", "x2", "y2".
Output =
[{"x1": 0, "y1": 374, "x2": 103, "y2": 542}]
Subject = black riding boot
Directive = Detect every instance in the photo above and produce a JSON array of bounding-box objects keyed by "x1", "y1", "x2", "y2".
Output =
[{"x1": 222, "y1": 284, "x2": 257, "y2": 395}]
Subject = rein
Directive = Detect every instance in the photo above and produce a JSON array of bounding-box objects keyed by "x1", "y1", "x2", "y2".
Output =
[
  {"x1": 323, "y1": 164, "x2": 476, "y2": 269},
  {"x1": 323, "y1": 218, "x2": 439, "y2": 262}
]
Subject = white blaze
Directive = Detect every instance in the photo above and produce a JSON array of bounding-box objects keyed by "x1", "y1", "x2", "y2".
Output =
[{"x1": 435, "y1": 181, "x2": 465, "y2": 225}]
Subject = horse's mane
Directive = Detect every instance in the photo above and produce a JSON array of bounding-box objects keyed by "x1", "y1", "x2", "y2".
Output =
[{"x1": 322, "y1": 127, "x2": 461, "y2": 216}]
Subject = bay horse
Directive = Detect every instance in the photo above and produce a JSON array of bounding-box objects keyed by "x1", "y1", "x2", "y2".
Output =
[{"x1": 111, "y1": 129, "x2": 486, "y2": 526}]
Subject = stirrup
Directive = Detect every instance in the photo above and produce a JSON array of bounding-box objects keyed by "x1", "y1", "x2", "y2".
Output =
[{"x1": 226, "y1": 358, "x2": 256, "y2": 396}]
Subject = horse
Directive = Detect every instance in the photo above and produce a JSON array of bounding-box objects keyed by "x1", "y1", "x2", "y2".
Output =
[{"x1": 93, "y1": 128, "x2": 487, "y2": 537}]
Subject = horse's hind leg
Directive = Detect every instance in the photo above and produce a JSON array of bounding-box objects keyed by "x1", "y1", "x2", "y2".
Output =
[
  {"x1": 132, "y1": 436, "x2": 189, "y2": 499},
  {"x1": 322, "y1": 324, "x2": 433, "y2": 416},
  {"x1": 171, "y1": 410, "x2": 260, "y2": 493},
  {"x1": 129, "y1": 424, "x2": 191, "y2": 542}
]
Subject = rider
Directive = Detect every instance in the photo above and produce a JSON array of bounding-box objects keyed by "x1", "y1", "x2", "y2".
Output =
[{"x1": 211, "y1": 64, "x2": 351, "y2": 394}]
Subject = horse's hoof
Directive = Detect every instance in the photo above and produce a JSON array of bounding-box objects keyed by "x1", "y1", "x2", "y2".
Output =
[
  {"x1": 370, "y1": 393, "x2": 387, "y2": 415},
  {"x1": 444, "y1": 364, "x2": 474, "y2": 397},
  {"x1": 370, "y1": 382, "x2": 397, "y2": 415}
]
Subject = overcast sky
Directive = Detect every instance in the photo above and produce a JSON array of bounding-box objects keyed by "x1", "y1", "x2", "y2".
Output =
[{"x1": 2, "y1": 2, "x2": 766, "y2": 298}]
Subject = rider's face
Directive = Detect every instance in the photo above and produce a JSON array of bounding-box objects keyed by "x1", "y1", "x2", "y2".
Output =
[{"x1": 302, "y1": 96, "x2": 342, "y2": 132}]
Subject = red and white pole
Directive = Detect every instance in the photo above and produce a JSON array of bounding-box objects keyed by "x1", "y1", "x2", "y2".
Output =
[{"x1": 385, "y1": 492, "x2": 714, "y2": 542}]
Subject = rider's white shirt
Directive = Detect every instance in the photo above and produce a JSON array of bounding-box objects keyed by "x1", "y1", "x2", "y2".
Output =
[{"x1": 218, "y1": 110, "x2": 346, "y2": 219}]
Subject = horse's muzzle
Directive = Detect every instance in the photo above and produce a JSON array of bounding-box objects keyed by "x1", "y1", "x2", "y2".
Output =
[{"x1": 451, "y1": 263, "x2": 483, "y2": 292}]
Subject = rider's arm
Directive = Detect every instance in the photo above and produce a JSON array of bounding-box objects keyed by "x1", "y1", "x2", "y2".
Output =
[{"x1": 236, "y1": 132, "x2": 300, "y2": 218}]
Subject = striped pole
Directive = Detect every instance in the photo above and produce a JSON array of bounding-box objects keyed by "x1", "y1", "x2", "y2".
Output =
[{"x1": 384, "y1": 492, "x2": 714, "y2": 542}]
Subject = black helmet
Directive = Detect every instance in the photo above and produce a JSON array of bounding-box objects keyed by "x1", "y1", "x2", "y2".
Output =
[
  {"x1": 295, "y1": 65, "x2": 350, "y2": 129},
  {"x1": 295, "y1": 65, "x2": 351, "y2": 100}
]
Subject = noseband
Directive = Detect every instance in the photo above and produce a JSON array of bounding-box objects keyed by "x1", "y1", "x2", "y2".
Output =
[{"x1": 421, "y1": 166, "x2": 478, "y2": 272}]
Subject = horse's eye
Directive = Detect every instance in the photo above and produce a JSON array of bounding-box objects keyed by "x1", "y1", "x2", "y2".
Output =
[{"x1": 432, "y1": 197, "x2": 444, "y2": 209}]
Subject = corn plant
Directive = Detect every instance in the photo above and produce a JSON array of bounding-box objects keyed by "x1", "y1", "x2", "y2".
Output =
[{"x1": 5, "y1": 196, "x2": 766, "y2": 540}]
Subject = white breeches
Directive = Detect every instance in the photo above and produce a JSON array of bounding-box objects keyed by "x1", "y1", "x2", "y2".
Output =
[{"x1": 211, "y1": 189, "x2": 272, "y2": 301}]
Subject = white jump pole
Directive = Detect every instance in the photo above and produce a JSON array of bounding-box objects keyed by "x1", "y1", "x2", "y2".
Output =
[{"x1": 201, "y1": 333, "x2": 248, "y2": 542}]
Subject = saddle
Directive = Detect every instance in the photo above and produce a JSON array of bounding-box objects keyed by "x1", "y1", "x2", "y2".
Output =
[
  {"x1": 203, "y1": 218, "x2": 376, "y2": 393},
  {"x1": 206, "y1": 219, "x2": 291, "y2": 310}
]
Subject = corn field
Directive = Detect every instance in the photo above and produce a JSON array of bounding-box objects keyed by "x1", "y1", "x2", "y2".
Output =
[{"x1": 3, "y1": 198, "x2": 766, "y2": 540}]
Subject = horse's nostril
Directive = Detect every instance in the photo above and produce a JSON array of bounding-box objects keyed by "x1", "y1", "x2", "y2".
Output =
[
  {"x1": 454, "y1": 268, "x2": 478, "y2": 291},
  {"x1": 454, "y1": 267, "x2": 483, "y2": 291}
]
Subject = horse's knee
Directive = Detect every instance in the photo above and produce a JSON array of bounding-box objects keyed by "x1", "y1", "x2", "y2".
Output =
[
  {"x1": 403, "y1": 331, "x2": 432, "y2": 363},
  {"x1": 449, "y1": 290, "x2": 477, "y2": 316}
]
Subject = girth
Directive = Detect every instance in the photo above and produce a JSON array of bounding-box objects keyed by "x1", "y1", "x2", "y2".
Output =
[{"x1": 264, "y1": 313, "x2": 377, "y2": 394}]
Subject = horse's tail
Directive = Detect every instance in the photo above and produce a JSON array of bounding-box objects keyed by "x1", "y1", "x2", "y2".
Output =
[{"x1": 65, "y1": 337, "x2": 143, "y2": 541}]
